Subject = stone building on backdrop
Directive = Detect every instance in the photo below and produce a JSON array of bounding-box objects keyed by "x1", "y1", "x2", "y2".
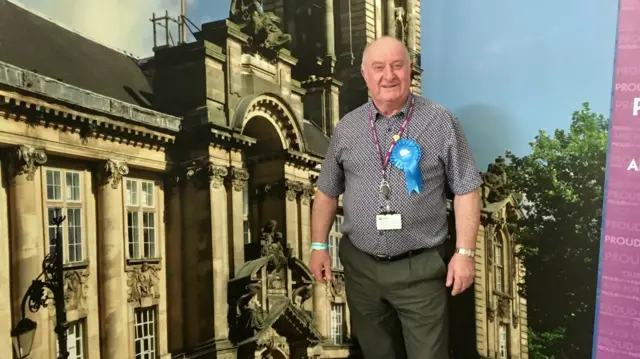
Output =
[{"x1": 0, "y1": 0, "x2": 528, "y2": 358}]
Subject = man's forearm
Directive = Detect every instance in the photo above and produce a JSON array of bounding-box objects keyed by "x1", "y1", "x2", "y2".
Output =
[
  {"x1": 453, "y1": 189, "x2": 481, "y2": 250},
  {"x1": 311, "y1": 191, "x2": 339, "y2": 244}
]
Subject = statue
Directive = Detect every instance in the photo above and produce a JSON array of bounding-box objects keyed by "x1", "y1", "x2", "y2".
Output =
[
  {"x1": 259, "y1": 220, "x2": 288, "y2": 289},
  {"x1": 481, "y1": 156, "x2": 510, "y2": 203},
  {"x1": 394, "y1": 7, "x2": 406, "y2": 44},
  {"x1": 229, "y1": 0, "x2": 292, "y2": 51}
]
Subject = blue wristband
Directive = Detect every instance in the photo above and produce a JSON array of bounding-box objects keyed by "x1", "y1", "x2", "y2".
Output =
[{"x1": 311, "y1": 242, "x2": 329, "y2": 250}]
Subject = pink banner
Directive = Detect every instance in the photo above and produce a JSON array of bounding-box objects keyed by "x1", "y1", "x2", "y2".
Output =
[{"x1": 594, "y1": 0, "x2": 640, "y2": 358}]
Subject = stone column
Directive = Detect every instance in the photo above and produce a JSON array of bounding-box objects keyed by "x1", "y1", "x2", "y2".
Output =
[
  {"x1": 181, "y1": 167, "x2": 207, "y2": 347},
  {"x1": 406, "y1": 0, "x2": 416, "y2": 54},
  {"x1": 325, "y1": 0, "x2": 336, "y2": 58},
  {"x1": 0, "y1": 157, "x2": 10, "y2": 359},
  {"x1": 209, "y1": 164, "x2": 232, "y2": 344},
  {"x1": 165, "y1": 174, "x2": 183, "y2": 352},
  {"x1": 300, "y1": 185, "x2": 314, "y2": 265},
  {"x1": 313, "y1": 282, "x2": 330, "y2": 340},
  {"x1": 9, "y1": 146, "x2": 50, "y2": 358},
  {"x1": 386, "y1": 0, "x2": 395, "y2": 36},
  {"x1": 285, "y1": 180, "x2": 302, "y2": 258},
  {"x1": 229, "y1": 167, "x2": 249, "y2": 276},
  {"x1": 97, "y1": 159, "x2": 129, "y2": 359}
]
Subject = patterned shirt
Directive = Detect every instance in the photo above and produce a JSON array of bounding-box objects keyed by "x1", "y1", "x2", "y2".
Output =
[{"x1": 317, "y1": 93, "x2": 483, "y2": 256}]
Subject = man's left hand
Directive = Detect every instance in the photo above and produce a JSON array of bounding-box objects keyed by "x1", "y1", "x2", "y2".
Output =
[{"x1": 446, "y1": 253, "x2": 475, "y2": 296}]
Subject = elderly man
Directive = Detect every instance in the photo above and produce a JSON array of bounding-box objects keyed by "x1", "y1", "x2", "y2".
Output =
[{"x1": 309, "y1": 36, "x2": 483, "y2": 359}]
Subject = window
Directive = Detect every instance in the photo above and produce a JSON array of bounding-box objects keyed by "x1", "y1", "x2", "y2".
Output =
[
  {"x1": 498, "y1": 324, "x2": 509, "y2": 359},
  {"x1": 243, "y1": 183, "x2": 251, "y2": 244},
  {"x1": 126, "y1": 179, "x2": 157, "y2": 259},
  {"x1": 330, "y1": 303, "x2": 345, "y2": 345},
  {"x1": 45, "y1": 169, "x2": 84, "y2": 264},
  {"x1": 328, "y1": 215, "x2": 344, "y2": 270},
  {"x1": 495, "y1": 234, "x2": 505, "y2": 292},
  {"x1": 134, "y1": 307, "x2": 157, "y2": 358},
  {"x1": 57, "y1": 321, "x2": 85, "y2": 359}
]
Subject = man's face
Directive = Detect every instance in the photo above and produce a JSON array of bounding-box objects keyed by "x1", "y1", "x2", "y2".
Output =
[{"x1": 361, "y1": 40, "x2": 412, "y2": 106}]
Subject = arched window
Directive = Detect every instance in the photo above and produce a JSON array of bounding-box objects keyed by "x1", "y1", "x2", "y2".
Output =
[{"x1": 494, "y1": 230, "x2": 506, "y2": 293}]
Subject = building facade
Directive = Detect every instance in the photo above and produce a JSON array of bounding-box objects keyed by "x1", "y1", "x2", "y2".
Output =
[
  {"x1": 448, "y1": 158, "x2": 530, "y2": 359},
  {"x1": 0, "y1": 0, "x2": 526, "y2": 358}
]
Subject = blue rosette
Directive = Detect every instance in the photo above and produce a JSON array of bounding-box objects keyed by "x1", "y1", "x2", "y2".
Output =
[{"x1": 390, "y1": 138, "x2": 423, "y2": 194}]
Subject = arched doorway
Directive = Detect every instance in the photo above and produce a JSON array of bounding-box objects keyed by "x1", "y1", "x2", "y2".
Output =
[
  {"x1": 235, "y1": 94, "x2": 305, "y2": 253},
  {"x1": 242, "y1": 114, "x2": 288, "y2": 243}
]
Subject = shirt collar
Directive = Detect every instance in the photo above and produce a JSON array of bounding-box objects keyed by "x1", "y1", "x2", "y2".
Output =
[{"x1": 371, "y1": 92, "x2": 414, "y2": 121}]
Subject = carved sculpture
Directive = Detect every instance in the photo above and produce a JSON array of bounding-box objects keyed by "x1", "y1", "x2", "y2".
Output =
[
  {"x1": 330, "y1": 273, "x2": 346, "y2": 298},
  {"x1": 16, "y1": 145, "x2": 47, "y2": 181},
  {"x1": 293, "y1": 283, "x2": 313, "y2": 308},
  {"x1": 487, "y1": 307, "x2": 496, "y2": 322},
  {"x1": 230, "y1": 167, "x2": 250, "y2": 192},
  {"x1": 102, "y1": 159, "x2": 129, "y2": 189},
  {"x1": 229, "y1": 220, "x2": 320, "y2": 349},
  {"x1": 257, "y1": 327, "x2": 289, "y2": 356},
  {"x1": 229, "y1": 0, "x2": 292, "y2": 51},
  {"x1": 185, "y1": 160, "x2": 228, "y2": 189},
  {"x1": 301, "y1": 185, "x2": 315, "y2": 205},
  {"x1": 394, "y1": 7, "x2": 407, "y2": 43},
  {"x1": 63, "y1": 269, "x2": 89, "y2": 311},
  {"x1": 497, "y1": 296, "x2": 511, "y2": 319},
  {"x1": 481, "y1": 156, "x2": 510, "y2": 204},
  {"x1": 285, "y1": 180, "x2": 303, "y2": 201},
  {"x1": 126, "y1": 262, "x2": 160, "y2": 304},
  {"x1": 208, "y1": 163, "x2": 228, "y2": 189},
  {"x1": 260, "y1": 221, "x2": 289, "y2": 290}
]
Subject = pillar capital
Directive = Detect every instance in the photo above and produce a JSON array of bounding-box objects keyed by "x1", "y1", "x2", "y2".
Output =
[
  {"x1": 14, "y1": 145, "x2": 47, "y2": 181},
  {"x1": 285, "y1": 179, "x2": 303, "y2": 201},
  {"x1": 99, "y1": 159, "x2": 129, "y2": 189},
  {"x1": 301, "y1": 184, "x2": 316, "y2": 205},
  {"x1": 185, "y1": 160, "x2": 228, "y2": 189},
  {"x1": 228, "y1": 167, "x2": 250, "y2": 192},
  {"x1": 208, "y1": 163, "x2": 228, "y2": 189}
]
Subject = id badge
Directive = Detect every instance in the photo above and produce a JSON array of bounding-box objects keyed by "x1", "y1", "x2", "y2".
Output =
[{"x1": 376, "y1": 213, "x2": 402, "y2": 231}]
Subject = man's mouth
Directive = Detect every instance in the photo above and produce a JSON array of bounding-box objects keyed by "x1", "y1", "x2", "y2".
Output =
[{"x1": 382, "y1": 84, "x2": 398, "y2": 89}]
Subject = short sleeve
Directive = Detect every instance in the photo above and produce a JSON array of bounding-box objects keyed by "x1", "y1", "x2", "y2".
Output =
[
  {"x1": 443, "y1": 113, "x2": 483, "y2": 195},
  {"x1": 316, "y1": 127, "x2": 346, "y2": 197}
]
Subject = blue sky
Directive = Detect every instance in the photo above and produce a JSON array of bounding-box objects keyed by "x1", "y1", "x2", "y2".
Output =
[
  {"x1": 419, "y1": 1, "x2": 619, "y2": 167},
  {"x1": 16, "y1": 0, "x2": 620, "y2": 168},
  {"x1": 191, "y1": 1, "x2": 620, "y2": 168}
]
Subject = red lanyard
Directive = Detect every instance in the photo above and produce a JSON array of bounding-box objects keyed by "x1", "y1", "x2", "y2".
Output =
[{"x1": 368, "y1": 96, "x2": 416, "y2": 179}]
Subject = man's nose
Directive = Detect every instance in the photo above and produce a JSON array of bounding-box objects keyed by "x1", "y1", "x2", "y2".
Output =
[{"x1": 382, "y1": 65, "x2": 395, "y2": 80}]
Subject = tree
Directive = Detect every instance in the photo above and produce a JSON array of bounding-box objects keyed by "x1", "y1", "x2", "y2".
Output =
[{"x1": 504, "y1": 102, "x2": 609, "y2": 358}]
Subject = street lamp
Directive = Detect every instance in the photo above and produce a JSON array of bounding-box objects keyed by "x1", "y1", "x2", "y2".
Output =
[{"x1": 11, "y1": 207, "x2": 69, "y2": 359}]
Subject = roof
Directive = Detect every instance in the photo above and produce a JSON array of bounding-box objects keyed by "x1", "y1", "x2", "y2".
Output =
[{"x1": 0, "y1": 0, "x2": 154, "y2": 108}]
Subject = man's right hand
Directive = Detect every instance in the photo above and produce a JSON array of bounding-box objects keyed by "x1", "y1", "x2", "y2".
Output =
[{"x1": 309, "y1": 249, "x2": 333, "y2": 284}]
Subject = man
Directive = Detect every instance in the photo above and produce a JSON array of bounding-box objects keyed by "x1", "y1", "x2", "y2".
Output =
[{"x1": 309, "y1": 36, "x2": 483, "y2": 359}]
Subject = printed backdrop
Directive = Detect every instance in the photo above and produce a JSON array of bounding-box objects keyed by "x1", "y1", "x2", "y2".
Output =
[
  {"x1": 420, "y1": 0, "x2": 621, "y2": 358},
  {"x1": 593, "y1": 0, "x2": 640, "y2": 358}
]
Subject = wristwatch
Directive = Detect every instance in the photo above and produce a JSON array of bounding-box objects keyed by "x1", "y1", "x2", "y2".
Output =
[{"x1": 455, "y1": 248, "x2": 476, "y2": 258}]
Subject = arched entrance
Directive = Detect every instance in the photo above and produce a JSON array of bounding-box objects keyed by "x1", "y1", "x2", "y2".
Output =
[{"x1": 234, "y1": 94, "x2": 306, "y2": 250}]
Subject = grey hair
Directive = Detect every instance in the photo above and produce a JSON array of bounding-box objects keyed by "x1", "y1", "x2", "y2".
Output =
[{"x1": 360, "y1": 36, "x2": 411, "y2": 69}]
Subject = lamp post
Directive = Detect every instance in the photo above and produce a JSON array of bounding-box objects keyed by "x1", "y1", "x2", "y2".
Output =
[{"x1": 11, "y1": 207, "x2": 69, "y2": 359}]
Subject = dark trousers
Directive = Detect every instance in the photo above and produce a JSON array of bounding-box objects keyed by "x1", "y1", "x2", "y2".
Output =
[{"x1": 339, "y1": 237, "x2": 449, "y2": 359}]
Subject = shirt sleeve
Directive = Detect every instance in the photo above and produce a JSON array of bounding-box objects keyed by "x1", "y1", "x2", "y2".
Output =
[
  {"x1": 316, "y1": 126, "x2": 346, "y2": 197},
  {"x1": 443, "y1": 112, "x2": 484, "y2": 195}
]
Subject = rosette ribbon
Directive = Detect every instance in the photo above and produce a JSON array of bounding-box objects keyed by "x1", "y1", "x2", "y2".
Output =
[{"x1": 390, "y1": 138, "x2": 423, "y2": 194}]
